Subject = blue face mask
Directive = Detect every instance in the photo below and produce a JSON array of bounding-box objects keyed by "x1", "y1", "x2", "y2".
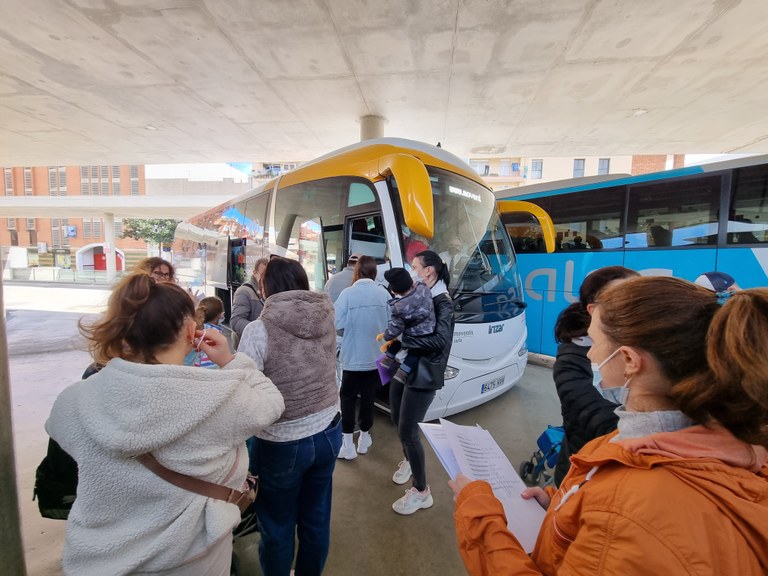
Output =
[
  {"x1": 595, "y1": 348, "x2": 625, "y2": 404},
  {"x1": 182, "y1": 349, "x2": 200, "y2": 366}
]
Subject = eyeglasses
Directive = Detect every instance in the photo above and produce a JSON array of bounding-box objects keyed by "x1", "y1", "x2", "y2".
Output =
[{"x1": 151, "y1": 270, "x2": 171, "y2": 280}]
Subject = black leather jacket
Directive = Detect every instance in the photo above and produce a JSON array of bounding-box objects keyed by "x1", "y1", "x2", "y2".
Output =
[{"x1": 401, "y1": 292, "x2": 455, "y2": 390}]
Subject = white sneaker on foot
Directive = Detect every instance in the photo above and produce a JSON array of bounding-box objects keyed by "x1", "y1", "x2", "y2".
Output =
[
  {"x1": 392, "y1": 459, "x2": 412, "y2": 484},
  {"x1": 357, "y1": 431, "x2": 372, "y2": 454},
  {"x1": 392, "y1": 486, "x2": 433, "y2": 515},
  {"x1": 338, "y1": 433, "x2": 357, "y2": 460}
]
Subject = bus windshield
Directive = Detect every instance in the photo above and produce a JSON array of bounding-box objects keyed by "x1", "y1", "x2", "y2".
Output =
[{"x1": 398, "y1": 166, "x2": 523, "y2": 323}]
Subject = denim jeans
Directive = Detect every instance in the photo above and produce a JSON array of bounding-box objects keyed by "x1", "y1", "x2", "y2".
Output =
[
  {"x1": 389, "y1": 379, "x2": 436, "y2": 491},
  {"x1": 340, "y1": 369, "x2": 379, "y2": 434},
  {"x1": 251, "y1": 416, "x2": 342, "y2": 576}
]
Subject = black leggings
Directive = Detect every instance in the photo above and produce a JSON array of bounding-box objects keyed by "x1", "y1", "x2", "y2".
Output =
[
  {"x1": 340, "y1": 369, "x2": 380, "y2": 434},
  {"x1": 389, "y1": 378, "x2": 436, "y2": 491}
]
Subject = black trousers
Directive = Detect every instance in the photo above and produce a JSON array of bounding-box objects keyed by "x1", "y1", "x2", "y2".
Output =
[
  {"x1": 340, "y1": 369, "x2": 380, "y2": 434},
  {"x1": 389, "y1": 378, "x2": 436, "y2": 491}
]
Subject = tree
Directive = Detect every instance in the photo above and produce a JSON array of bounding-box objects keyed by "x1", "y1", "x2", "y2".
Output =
[{"x1": 122, "y1": 218, "x2": 180, "y2": 255}]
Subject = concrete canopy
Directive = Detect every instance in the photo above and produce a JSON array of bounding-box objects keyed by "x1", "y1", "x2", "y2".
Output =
[{"x1": 1, "y1": 0, "x2": 767, "y2": 166}]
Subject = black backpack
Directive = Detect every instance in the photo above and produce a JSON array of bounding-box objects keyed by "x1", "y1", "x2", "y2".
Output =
[{"x1": 33, "y1": 362, "x2": 102, "y2": 520}]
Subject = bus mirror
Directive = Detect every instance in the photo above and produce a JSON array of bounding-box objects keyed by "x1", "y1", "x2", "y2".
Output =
[
  {"x1": 379, "y1": 154, "x2": 434, "y2": 239},
  {"x1": 496, "y1": 200, "x2": 556, "y2": 254}
]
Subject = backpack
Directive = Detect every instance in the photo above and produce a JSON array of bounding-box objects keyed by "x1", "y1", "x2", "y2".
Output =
[
  {"x1": 33, "y1": 439, "x2": 78, "y2": 520},
  {"x1": 33, "y1": 362, "x2": 102, "y2": 520}
]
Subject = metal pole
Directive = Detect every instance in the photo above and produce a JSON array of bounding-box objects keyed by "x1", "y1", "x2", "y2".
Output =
[
  {"x1": 104, "y1": 212, "x2": 116, "y2": 283},
  {"x1": 359, "y1": 115, "x2": 386, "y2": 141},
  {"x1": 0, "y1": 273, "x2": 28, "y2": 575}
]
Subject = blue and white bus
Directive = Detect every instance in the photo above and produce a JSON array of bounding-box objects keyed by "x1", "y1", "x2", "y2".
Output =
[{"x1": 495, "y1": 155, "x2": 768, "y2": 356}]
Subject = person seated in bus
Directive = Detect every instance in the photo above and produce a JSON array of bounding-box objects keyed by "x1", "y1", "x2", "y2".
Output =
[
  {"x1": 648, "y1": 224, "x2": 672, "y2": 247},
  {"x1": 402, "y1": 225, "x2": 430, "y2": 263},
  {"x1": 571, "y1": 235, "x2": 586, "y2": 250},
  {"x1": 230, "y1": 258, "x2": 268, "y2": 345},
  {"x1": 378, "y1": 267, "x2": 436, "y2": 386},
  {"x1": 552, "y1": 265, "x2": 639, "y2": 486},
  {"x1": 449, "y1": 276, "x2": 768, "y2": 575},
  {"x1": 439, "y1": 238, "x2": 472, "y2": 278}
]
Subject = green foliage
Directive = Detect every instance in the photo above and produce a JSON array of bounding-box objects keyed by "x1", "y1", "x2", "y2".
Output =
[{"x1": 122, "y1": 218, "x2": 179, "y2": 249}]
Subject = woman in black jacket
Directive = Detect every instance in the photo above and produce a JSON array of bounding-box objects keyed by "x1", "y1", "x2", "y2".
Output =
[
  {"x1": 553, "y1": 265, "x2": 638, "y2": 486},
  {"x1": 390, "y1": 250, "x2": 455, "y2": 515}
]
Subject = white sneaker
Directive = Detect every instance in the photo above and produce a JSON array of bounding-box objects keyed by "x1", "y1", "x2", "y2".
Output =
[
  {"x1": 392, "y1": 486, "x2": 433, "y2": 515},
  {"x1": 392, "y1": 460, "x2": 412, "y2": 484},
  {"x1": 338, "y1": 433, "x2": 357, "y2": 460},
  {"x1": 357, "y1": 431, "x2": 372, "y2": 454}
]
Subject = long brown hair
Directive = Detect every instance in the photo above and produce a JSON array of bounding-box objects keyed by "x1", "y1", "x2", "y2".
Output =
[
  {"x1": 133, "y1": 257, "x2": 176, "y2": 282},
  {"x1": 597, "y1": 276, "x2": 768, "y2": 447},
  {"x1": 674, "y1": 289, "x2": 768, "y2": 447},
  {"x1": 80, "y1": 273, "x2": 195, "y2": 364}
]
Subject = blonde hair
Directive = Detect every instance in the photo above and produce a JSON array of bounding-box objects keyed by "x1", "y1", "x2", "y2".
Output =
[{"x1": 196, "y1": 296, "x2": 224, "y2": 327}]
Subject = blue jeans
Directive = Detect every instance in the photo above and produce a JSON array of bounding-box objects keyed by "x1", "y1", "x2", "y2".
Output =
[{"x1": 251, "y1": 415, "x2": 342, "y2": 576}]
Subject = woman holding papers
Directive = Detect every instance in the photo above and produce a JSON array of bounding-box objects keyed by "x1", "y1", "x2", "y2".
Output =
[
  {"x1": 450, "y1": 276, "x2": 768, "y2": 575},
  {"x1": 390, "y1": 250, "x2": 455, "y2": 515}
]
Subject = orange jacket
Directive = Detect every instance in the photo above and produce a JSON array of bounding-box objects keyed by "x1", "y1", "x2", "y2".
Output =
[{"x1": 454, "y1": 425, "x2": 768, "y2": 575}]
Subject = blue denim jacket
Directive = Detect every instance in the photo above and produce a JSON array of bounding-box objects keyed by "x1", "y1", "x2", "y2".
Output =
[{"x1": 334, "y1": 279, "x2": 391, "y2": 371}]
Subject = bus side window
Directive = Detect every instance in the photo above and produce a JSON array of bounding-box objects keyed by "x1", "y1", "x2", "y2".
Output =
[
  {"x1": 626, "y1": 177, "x2": 720, "y2": 247},
  {"x1": 548, "y1": 186, "x2": 624, "y2": 251},
  {"x1": 501, "y1": 212, "x2": 546, "y2": 253},
  {"x1": 728, "y1": 165, "x2": 768, "y2": 244}
]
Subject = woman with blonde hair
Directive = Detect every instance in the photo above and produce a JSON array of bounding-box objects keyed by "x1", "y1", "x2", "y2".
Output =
[
  {"x1": 451, "y1": 276, "x2": 768, "y2": 575},
  {"x1": 46, "y1": 274, "x2": 284, "y2": 575}
]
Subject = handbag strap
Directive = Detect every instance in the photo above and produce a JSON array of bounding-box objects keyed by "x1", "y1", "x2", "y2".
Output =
[{"x1": 135, "y1": 453, "x2": 251, "y2": 508}]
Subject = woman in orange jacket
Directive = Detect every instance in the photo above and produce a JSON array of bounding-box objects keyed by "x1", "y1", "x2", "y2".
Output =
[{"x1": 450, "y1": 276, "x2": 768, "y2": 575}]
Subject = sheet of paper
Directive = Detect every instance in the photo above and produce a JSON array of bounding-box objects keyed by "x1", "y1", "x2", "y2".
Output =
[
  {"x1": 439, "y1": 418, "x2": 546, "y2": 553},
  {"x1": 418, "y1": 422, "x2": 462, "y2": 479}
]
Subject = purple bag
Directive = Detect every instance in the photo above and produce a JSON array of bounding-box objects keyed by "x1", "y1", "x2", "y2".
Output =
[{"x1": 375, "y1": 354, "x2": 398, "y2": 386}]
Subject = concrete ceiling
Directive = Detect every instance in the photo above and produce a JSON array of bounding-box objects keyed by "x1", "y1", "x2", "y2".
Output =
[{"x1": 1, "y1": 0, "x2": 768, "y2": 167}]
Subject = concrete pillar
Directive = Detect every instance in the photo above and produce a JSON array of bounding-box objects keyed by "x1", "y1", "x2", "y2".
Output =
[
  {"x1": 0, "y1": 274, "x2": 28, "y2": 575},
  {"x1": 104, "y1": 212, "x2": 116, "y2": 283},
  {"x1": 360, "y1": 115, "x2": 386, "y2": 141}
]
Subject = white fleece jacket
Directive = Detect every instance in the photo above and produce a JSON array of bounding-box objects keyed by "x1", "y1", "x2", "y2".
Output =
[{"x1": 45, "y1": 353, "x2": 284, "y2": 576}]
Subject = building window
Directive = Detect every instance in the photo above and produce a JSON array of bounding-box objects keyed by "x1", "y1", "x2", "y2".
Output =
[
  {"x1": 26, "y1": 218, "x2": 35, "y2": 230},
  {"x1": 83, "y1": 219, "x2": 92, "y2": 238},
  {"x1": 80, "y1": 166, "x2": 89, "y2": 195},
  {"x1": 5, "y1": 168, "x2": 13, "y2": 194},
  {"x1": 28, "y1": 229, "x2": 37, "y2": 245},
  {"x1": 130, "y1": 165, "x2": 139, "y2": 195},
  {"x1": 91, "y1": 166, "x2": 99, "y2": 195},
  {"x1": 101, "y1": 180, "x2": 109, "y2": 195},
  {"x1": 598, "y1": 158, "x2": 610, "y2": 175},
  {"x1": 114, "y1": 219, "x2": 123, "y2": 236},
  {"x1": 573, "y1": 159, "x2": 585, "y2": 178},
  {"x1": 530, "y1": 160, "x2": 543, "y2": 179},
  {"x1": 59, "y1": 166, "x2": 67, "y2": 194},
  {"x1": 6, "y1": 218, "x2": 16, "y2": 229},
  {"x1": 49, "y1": 167, "x2": 58, "y2": 195},
  {"x1": 51, "y1": 218, "x2": 70, "y2": 247},
  {"x1": 24, "y1": 167, "x2": 32, "y2": 194},
  {"x1": 111, "y1": 165, "x2": 120, "y2": 194}
]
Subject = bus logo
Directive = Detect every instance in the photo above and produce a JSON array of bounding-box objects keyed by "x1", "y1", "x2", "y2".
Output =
[{"x1": 488, "y1": 324, "x2": 504, "y2": 334}]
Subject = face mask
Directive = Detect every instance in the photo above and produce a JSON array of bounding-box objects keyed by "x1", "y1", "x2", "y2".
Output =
[
  {"x1": 410, "y1": 269, "x2": 421, "y2": 282},
  {"x1": 595, "y1": 348, "x2": 623, "y2": 403}
]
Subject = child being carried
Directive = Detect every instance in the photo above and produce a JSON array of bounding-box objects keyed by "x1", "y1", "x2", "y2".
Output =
[{"x1": 379, "y1": 267, "x2": 436, "y2": 385}]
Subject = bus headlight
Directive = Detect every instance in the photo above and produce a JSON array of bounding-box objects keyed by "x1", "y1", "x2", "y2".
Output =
[{"x1": 444, "y1": 365, "x2": 460, "y2": 380}]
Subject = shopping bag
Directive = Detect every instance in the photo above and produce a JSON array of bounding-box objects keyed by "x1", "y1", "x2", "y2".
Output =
[{"x1": 375, "y1": 354, "x2": 398, "y2": 386}]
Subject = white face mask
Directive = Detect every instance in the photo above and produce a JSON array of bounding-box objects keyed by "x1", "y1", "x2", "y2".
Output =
[
  {"x1": 595, "y1": 348, "x2": 626, "y2": 404},
  {"x1": 410, "y1": 268, "x2": 422, "y2": 282}
]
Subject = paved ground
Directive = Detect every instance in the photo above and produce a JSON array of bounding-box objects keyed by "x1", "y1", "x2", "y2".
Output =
[{"x1": 3, "y1": 282, "x2": 562, "y2": 576}]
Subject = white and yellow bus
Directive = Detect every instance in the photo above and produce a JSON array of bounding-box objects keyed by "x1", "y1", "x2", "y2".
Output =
[{"x1": 175, "y1": 138, "x2": 553, "y2": 419}]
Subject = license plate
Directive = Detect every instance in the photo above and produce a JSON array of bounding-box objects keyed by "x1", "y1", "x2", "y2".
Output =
[{"x1": 481, "y1": 376, "x2": 505, "y2": 394}]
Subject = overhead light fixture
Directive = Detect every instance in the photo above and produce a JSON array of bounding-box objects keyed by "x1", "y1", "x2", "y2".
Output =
[
  {"x1": 144, "y1": 124, "x2": 159, "y2": 131},
  {"x1": 632, "y1": 108, "x2": 648, "y2": 117}
]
